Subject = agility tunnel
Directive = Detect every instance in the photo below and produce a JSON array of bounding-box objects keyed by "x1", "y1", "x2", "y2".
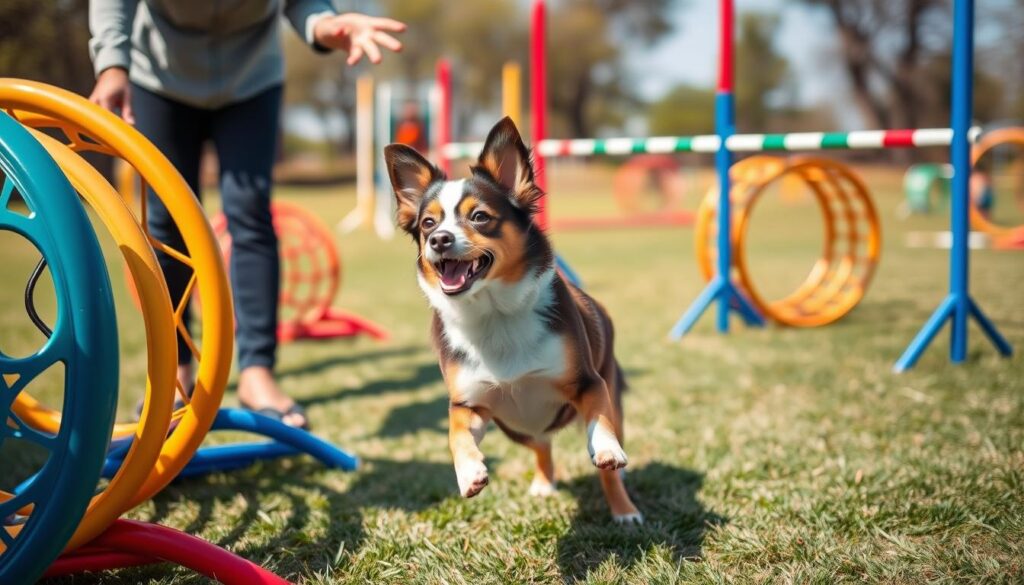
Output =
[{"x1": 694, "y1": 156, "x2": 881, "y2": 328}]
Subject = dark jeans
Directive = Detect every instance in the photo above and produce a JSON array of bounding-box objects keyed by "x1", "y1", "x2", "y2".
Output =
[{"x1": 132, "y1": 83, "x2": 281, "y2": 370}]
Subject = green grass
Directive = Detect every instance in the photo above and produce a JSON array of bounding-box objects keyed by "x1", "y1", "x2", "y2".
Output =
[{"x1": 3, "y1": 164, "x2": 1023, "y2": 583}]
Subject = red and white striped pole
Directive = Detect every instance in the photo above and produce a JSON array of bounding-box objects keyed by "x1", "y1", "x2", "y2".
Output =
[{"x1": 530, "y1": 0, "x2": 549, "y2": 230}]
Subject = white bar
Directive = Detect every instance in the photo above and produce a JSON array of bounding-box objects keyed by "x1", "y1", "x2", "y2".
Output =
[
  {"x1": 603, "y1": 138, "x2": 636, "y2": 155},
  {"x1": 537, "y1": 140, "x2": 562, "y2": 157},
  {"x1": 846, "y1": 131, "x2": 886, "y2": 149},
  {"x1": 783, "y1": 132, "x2": 825, "y2": 150},
  {"x1": 568, "y1": 139, "x2": 597, "y2": 156},
  {"x1": 691, "y1": 135, "x2": 722, "y2": 153},
  {"x1": 640, "y1": 136, "x2": 675, "y2": 153},
  {"x1": 725, "y1": 134, "x2": 765, "y2": 152},
  {"x1": 912, "y1": 128, "x2": 954, "y2": 147}
]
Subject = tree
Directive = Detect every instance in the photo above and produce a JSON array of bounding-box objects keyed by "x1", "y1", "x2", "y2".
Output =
[
  {"x1": 735, "y1": 13, "x2": 790, "y2": 132},
  {"x1": 647, "y1": 85, "x2": 715, "y2": 136},
  {"x1": 547, "y1": 0, "x2": 679, "y2": 138},
  {"x1": 0, "y1": 0, "x2": 94, "y2": 96},
  {"x1": 798, "y1": 0, "x2": 948, "y2": 129}
]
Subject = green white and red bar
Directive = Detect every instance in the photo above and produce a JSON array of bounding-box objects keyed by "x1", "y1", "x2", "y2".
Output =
[{"x1": 441, "y1": 126, "x2": 982, "y2": 160}]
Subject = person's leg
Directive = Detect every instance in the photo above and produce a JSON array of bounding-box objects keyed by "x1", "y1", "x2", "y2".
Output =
[
  {"x1": 131, "y1": 84, "x2": 206, "y2": 390},
  {"x1": 210, "y1": 85, "x2": 305, "y2": 428}
]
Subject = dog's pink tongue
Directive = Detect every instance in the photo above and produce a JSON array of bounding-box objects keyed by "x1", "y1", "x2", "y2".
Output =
[{"x1": 440, "y1": 261, "x2": 471, "y2": 288}]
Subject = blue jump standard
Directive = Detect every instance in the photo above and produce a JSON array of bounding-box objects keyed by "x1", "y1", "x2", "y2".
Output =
[
  {"x1": 893, "y1": 0, "x2": 1011, "y2": 372},
  {"x1": 101, "y1": 408, "x2": 359, "y2": 481},
  {"x1": 555, "y1": 253, "x2": 582, "y2": 287},
  {"x1": 670, "y1": 91, "x2": 765, "y2": 339}
]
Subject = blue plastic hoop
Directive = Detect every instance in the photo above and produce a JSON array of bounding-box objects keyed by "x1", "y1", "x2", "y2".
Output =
[{"x1": 0, "y1": 111, "x2": 119, "y2": 583}]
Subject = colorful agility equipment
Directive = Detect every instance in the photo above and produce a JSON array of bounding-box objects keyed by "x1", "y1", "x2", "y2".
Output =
[
  {"x1": 903, "y1": 163, "x2": 953, "y2": 214},
  {"x1": 441, "y1": 127, "x2": 981, "y2": 160},
  {"x1": 695, "y1": 157, "x2": 881, "y2": 327},
  {"x1": 0, "y1": 78, "x2": 360, "y2": 582},
  {"x1": 668, "y1": 0, "x2": 1010, "y2": 371},
  {"x1": 210, "y1": 200, "x2": 388, "y2": 342},
  {"x1": 893, "y1": 0, "x2": 1012, "y2": 369},
  {"x1": 0, "y1": 110, "x2": 119, "y2": 584}
]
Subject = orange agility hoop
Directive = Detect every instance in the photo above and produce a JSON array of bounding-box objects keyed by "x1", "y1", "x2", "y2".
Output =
[
  {"x1": 696, "y1": 156, "x2": 882, "y2": 327},
  {"x1": 0, "y1": 79, "x2": 233, "y2": 514},
  {"x1": 969, "y1": 127, "x2": 1024, "y2": 248},
  {"x1": 210, "y1": 200, "x2": 388, "y2": 342}
]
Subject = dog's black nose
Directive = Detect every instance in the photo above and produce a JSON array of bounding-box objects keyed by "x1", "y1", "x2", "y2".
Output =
[{"x1": 428, "y1": 230, "x2": 455, "y2": 252}]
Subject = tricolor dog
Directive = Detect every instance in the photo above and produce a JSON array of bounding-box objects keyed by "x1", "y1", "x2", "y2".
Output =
[{"x1": 384, "y1": 117, "x2": 641, "y2": 523}]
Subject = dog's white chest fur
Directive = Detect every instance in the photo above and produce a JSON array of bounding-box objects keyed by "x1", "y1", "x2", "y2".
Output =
[{"x1": 423, "y1": 269, "x2": 569, "y2": 438}]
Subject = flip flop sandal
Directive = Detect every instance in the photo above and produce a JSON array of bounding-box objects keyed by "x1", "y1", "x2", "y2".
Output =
[{"x1": 241, "y1": 403, "x2": 311, "y2": 431}]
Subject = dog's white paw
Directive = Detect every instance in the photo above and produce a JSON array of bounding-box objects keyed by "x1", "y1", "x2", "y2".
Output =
[
  {"x1": 456, "y1": 461, "x2": 489, "y2": 498},
  {"x1": 593, "y1": 446, "x2": 628, "y2": 470},
  {"x1": 528, "y1": 477, "x2": 557, "y2": 497},
  {"x1": 613, "y1": 512, "x2": 644, "y2": 525},
  {"x1": 587, "y1": 422, "x2": 628, "y2": 470}
]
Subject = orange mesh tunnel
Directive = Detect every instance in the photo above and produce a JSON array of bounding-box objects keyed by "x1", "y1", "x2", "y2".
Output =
[{"x1": 696, "y1": 156, "x2": 882, "y2": 327}]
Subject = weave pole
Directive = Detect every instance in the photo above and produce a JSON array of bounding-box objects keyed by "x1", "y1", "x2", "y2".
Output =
[
  {"x1": 502, "y1": 61, "x2": 522, "y2": 128},
  {"x1": 339, "y1": 75, "x2": 375, "y2": 233},
  {"x1": 435, "y1": 59, "x2": 452, "y2": 176},
  {"x1": 531, "y1": 0, "x2": 549, "y2": 231},
  {"x1": 894, "y1": 0, "x2": 1011, "y2": 371},
  {"x1": 669, "y1": 0, "x2": 763, "y2": 339}
]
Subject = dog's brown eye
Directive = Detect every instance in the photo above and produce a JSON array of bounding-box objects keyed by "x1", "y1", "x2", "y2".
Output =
[
  {"x1": 471, "y1": 211, "x2": 491, "y2": 223},
  {"x1": 421, "y1": 217, "x2": 437, "y2": 229}
]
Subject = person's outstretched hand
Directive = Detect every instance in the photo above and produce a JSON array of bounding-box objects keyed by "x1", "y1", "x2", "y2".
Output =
[
  {"x1": 89, "y1": 67, "x2": 134, "y2": 124},
  {"x1": 313, "y1": 13, "x2": 406, "y2": 65}
]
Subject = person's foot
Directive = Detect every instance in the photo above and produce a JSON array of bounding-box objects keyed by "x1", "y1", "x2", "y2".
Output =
[{"x1": 237, "y1": 366, "x2": 308, "y2": 429}]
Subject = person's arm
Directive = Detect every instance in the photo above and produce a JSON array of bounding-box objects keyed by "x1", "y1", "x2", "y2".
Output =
[
  {"x1": 88, "y1": 0, "x2": 138, "y2": 123},
  {"x1": 89, "y1": 0, "x2": 138, "y2": 77},
  {"x1": 283, "y1": 0, "x2": 336, "y2": 53},
  {"x1": 284, "y1": 1, "x2": 406, "y2": 65}
]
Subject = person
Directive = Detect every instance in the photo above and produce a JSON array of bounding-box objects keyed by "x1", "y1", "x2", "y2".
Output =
[{"x1": 88, "y1": 1, "x2": 405, "y2": 429}]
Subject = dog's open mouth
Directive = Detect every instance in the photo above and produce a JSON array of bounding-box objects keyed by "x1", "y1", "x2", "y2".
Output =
[{"x1": 435, "y1": 252, "x2": 493, "y2": 295}]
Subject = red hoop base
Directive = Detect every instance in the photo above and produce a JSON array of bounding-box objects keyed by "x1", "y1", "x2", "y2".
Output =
[
  {"x1": 279, "y1": 307, "x2": 391, "y2": 342},
  {"x1": 45, "y1": 519, "x2": 292, "y2": 584}
]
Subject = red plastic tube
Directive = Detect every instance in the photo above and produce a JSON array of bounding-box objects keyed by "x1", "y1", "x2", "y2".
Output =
[{"x1": 45, "y1": 520, "x2": 292, "y2": 585}]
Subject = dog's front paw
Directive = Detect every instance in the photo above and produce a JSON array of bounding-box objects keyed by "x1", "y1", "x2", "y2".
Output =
[
  {"x1": 592, "y1": 445, "x2": 628, "y2": 470},
  {"x1": 528, "y1": 476, "x2": 557, "y2": 497},
  {"x1": 456, "y1": 460, "x2": 490, "y2": 498},
  {"x1": 587, "y1": 422, "x2": 628, "y2": 470}
]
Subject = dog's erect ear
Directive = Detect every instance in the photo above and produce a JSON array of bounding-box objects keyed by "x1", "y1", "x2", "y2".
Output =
[
  {"x1": 474, "y1": 117, "x2": 543, "y2": 212},
  {"x1": 384, "y1": 145, "x2": 443, "y2": 233}
]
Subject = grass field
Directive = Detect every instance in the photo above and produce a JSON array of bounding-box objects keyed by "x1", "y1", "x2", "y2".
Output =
[{"x1": 3, "y1": 162, "x2": 1023, "y2": 584}]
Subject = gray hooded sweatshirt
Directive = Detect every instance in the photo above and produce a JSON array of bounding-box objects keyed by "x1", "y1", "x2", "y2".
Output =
[{"x1": 89, "y1": 0, "x2": 336, "y2": 108}]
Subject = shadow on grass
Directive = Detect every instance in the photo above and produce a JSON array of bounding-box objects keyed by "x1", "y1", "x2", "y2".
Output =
[
  {"x1": 131, "y1": 455, "x2": 458, "y2": 581},
  {"x1": 556, "y1": 462, "x2": 725, "y2": 583},
  {"x1": 374, "y1": 393, "x2": 448, "y2": 438},
  {"x1": 299, "y1": 361, "x2": 442, "y2": 408}
]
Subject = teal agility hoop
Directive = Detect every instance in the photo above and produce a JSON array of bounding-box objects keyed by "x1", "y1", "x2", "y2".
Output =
[{"x1": 0, "y1": 111, "x2": 119, "y2": 583}]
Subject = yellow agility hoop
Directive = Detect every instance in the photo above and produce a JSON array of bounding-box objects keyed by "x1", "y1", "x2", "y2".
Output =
[
  {"x1": 696, "y1": 156, "x2": 882, "y2": 327},
  {"x1": 19, "y1": 130, "x2": 177, "y2": 550},
  {"x1": 0, "y1": 79, "x2": 233, "y2": 510}
]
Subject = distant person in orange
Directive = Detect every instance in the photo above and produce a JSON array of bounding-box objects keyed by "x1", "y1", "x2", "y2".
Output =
[{"x1": 394, "y1": 101, "x2": 428, "y2": 154}]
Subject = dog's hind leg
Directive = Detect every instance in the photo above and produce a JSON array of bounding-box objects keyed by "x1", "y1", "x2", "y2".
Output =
[{"x1": 527, "y1": 440, "x2": 557, "y2": 497}]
